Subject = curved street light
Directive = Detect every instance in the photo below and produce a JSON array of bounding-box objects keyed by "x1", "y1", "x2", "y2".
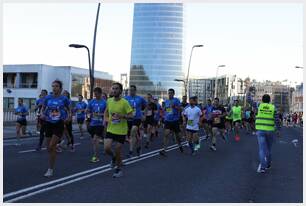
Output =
[
  {"x1": 185, "y1": 44, "x2": 203, "y2": 98},
  {"x1": 69, "y1": 44, "x2": 93, "y2": 99}
]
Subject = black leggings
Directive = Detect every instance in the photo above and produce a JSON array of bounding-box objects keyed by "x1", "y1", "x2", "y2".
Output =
[
  {"x1": 65, "y1": 121, "x2": 74, "y2": 146},
  {"x1": 38, "y1": 121, "x2": 46, "y2": 148}
]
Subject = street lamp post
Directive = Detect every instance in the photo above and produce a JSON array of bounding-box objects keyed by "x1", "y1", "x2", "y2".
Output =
[
  {"x1": 174, "y1": 78, "x2": 187, "y2": 97},
  {"x1": 91, "y1": 3, "x2": 101, "y2": 94},
  {"x1": 214, "y1": 65, "x2": 226, "y2": 98},
  {"x1": 69, "y1": 44, "x2": 93, "y2": 99},
  {"x1": 186, "y1": 44, "x2": 203, "y2": 98},
  {"x1": 69, "y1": 3, "x2": 101, "y2": 100}
]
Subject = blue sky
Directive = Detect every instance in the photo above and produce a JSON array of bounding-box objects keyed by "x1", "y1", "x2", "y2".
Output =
[{"x1": 3, "y1": 3, "x2": 303, "y2": 85}]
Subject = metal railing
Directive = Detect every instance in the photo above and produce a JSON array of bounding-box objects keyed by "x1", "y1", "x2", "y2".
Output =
[
  {"x1": 19, "y1": 83, "x2": 38, "y2": 88},
  {"x1": 3, "y1": 111, "x2": 81, "y2": 122},
  {"x1": 3, "y1": 111, "x2": 37, "y2": 122},
  {"x1": 3, "y1": 83, "x2": 16, "y2": 88}
]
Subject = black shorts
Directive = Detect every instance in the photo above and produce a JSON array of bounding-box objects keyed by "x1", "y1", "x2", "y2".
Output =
[
  {"x1": 127, "y1": 119, "x2": 142, "y2": 136},
  {"x1": 203, "y1": 119, "x2": 213, "y2": 125},
  {"x1": 164, "y1": 121, "x2": 180, "y2": 133},
  {"x1": 105, "y1": 132, "x2": 126, "y2": 144},
  {"x1": 77, "y1": 118, "x2": 85, "y2": 124},
  {"x1": 45, "y1": 120, "x2": 65, "y2": 138},
  {"x1": 212, "y1": 123, "x2": 225, "y2": 129},
  {"x1": 88, "y1": 125, "x2": 104, "y2": 137},
  {"x1": 144, "y1": 116, "x2": 155, "y2": 128},
  {"x1": 179, "y1": 117, "x2": 184, "y2": 124},
  {"x1": 233, "y1": 120, "x2": 241, "y2": 124},
  {"x1": 16, "y1": 119, "x2": 27, "y2": 126},
  {"x1": 186, "y1": 129, "x2": 198, "y2": 134}
]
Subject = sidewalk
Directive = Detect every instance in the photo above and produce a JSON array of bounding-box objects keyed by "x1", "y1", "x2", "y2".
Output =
[{"x1": 3, "y1": 123, "x2": 81, "y2": 139}]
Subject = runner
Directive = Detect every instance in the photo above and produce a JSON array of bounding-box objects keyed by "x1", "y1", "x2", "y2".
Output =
[
  {"x1": 244, "y1": 106, "x2": 252, "y2": 134},
  {"x1": 74, "y1": 94, "x2": 87, "y2": 139},
  {"x1": 286, "y1": 113, "x2": 291, "y2": 127},
  {"x1": 292, "y1": 112, "x2": 298, "y2": 127},
  {"x1": 224, "y1": 103, "x2": 233, "y2": 140},
  {"x1": 100, "y1": 92, "x2": 109, "y2": 144},
  {"x1": 14, "y1": 98, "x2": 29, "y2": 146},
  {"x1": 159, "y1": 88, "x2": 184, "y2": 156},
  {"x1": 143, "y1": 93, "x2": 157, "y2": 149},
  {"x1": 86, "y1": 87, "x2": 107, "y2": 162},
  {"x1": 250, "y1": 106, "x2": 257, "y2": 135},
  {"x1": 183, "y1": 96, "x2": 203, "y2": 155},
  {"x1": 35, "y1": 94, "x2": 43, "y2": 134},
  {"x1": 180, "y1": 95, "x2": 189, "y2": 141},
  {"x1": 202, "y1": 99, "x2": 213, "y2": 141},
  {"x1": 35, "y1": 89, "x2": 48, "y2": 151},
  {"x1": 231, "y1": 99, "x2": 243, "y2": 141},
  {"x1": 62, "y1": 90, "x2": 75, "y2": 152},
  {"x1": 41, "y1": 80, "x2": 71, "y2": 177},
  {"x1": 124, "y1": 85, "x2": 146, "y2": 157},
  {"x1": 193, "y1": 96, "x2": 202, "y2": 150},
  {"x1": 210, "y1": 97, "x2": 227, "y2": 151},
  {"x1": 152, "y1": 97, "x2": 162, "y2": 140},
  {"x1": 103, "y1": 82, "x2": 133, "y2": 178}
]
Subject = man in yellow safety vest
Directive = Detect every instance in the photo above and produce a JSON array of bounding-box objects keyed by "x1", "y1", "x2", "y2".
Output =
[{"x1": 255, "y1": 94, "x2": 277, "y2": 173}]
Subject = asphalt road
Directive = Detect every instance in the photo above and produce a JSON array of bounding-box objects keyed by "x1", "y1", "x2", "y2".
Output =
[{"x1": 3, "y1": 126, "x2": 303, "y2": 203}]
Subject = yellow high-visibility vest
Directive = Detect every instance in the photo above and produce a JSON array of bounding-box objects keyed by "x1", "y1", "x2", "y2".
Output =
[{"x1": 255, "y1": 103, "x2": 275, "y2": 131}]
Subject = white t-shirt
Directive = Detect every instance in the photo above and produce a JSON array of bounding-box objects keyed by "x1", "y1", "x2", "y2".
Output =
[{"x1": 183, "y1": 106, "x2": 202, "y2": 131}]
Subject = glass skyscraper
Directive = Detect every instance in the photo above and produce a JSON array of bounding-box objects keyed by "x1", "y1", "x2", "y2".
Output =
[{"x1": 130, "y1": 3, "x2": 184, "y2": 99}]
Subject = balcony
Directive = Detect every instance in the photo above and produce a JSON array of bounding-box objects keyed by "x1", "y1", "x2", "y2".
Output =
[
  {"x1": 19, "y1": 83, "x2": 38, "y2": 88},
  {"x1": 3, "y1": 83, "x2": 16, "y2": 88}
]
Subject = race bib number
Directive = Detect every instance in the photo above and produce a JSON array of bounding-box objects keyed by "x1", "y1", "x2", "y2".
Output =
[
  {"x1": 213, "y1": 117, "x2": 221, "y2": 124},
  {"x1": 77, "y1": 109, "x2": 82, "y2": 115},
  {"x1": 146, "y1": 110, "x2": 153, "y2": 116},
  {"x1": 132, "y1": 108, "x2": 136, "y2": 117},
  {"x1": 187, "y1": 120, "x2": 194, "y2": 126},
  {"x1": 166, "y1": 108, "x2": 172, "y2": 113},
  {"x1": 112, "y1": 113, "x2": 121, "y2": 124},
  {"x1": 92, "y1": 112, "x2": 102, "y2": 121},
  {"x1": 51, "y1": 109, "x2": 61, "y2": 121}
]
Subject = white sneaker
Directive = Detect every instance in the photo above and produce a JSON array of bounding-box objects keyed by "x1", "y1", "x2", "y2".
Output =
[
  {"x1": 210, "y1": 145, "x2": 217, "y2": 151},
  {"x1": 112, "y1": 169, "x2": 123, "y2": 178},
  {"x1": 44, "y1": 169, "x2": 53, "y2": 177}
]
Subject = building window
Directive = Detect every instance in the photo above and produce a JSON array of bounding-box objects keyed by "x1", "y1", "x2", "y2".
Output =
[
  {"x1": 20, "y1": 73, "x2": 38, "y2": 88},
  {"x1": 22, "y1": 98, "x2": 36, "y2": 111},
  {"x1": 3, "y1": 73, "x2": 16, "y2": 88},
  {"x1": 3, "y1": 97, "x2": 14, "y2": 111},
  {"x1": 71, "y1": 74, "x2": 87, "y2": 98}
]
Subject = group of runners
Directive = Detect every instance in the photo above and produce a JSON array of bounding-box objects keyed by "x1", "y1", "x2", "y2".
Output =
[{"x1": 14, "y1": 79, "x2": 285, "y2": 178}]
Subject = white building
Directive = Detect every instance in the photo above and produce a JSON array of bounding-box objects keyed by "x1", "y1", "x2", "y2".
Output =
[
  {"x1": 189, "y1": 74, "x2": 244, "y2": 105},
  {"x1": 3, "y1": 64, "x2": 113, "y2": 111},
  {"x1": 292, "y1": 83, "x2": 303, "y2": 112}
]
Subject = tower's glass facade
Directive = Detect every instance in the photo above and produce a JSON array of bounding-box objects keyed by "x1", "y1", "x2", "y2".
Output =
[{"x1": 130, "y1": 3, "x2": 184, "y2": 99}]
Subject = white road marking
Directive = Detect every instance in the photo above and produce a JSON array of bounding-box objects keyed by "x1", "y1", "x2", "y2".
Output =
[
  {"x1": 18, "y1": 143, "x2": 81, "y2": 154},
  {"x1": 5, "y1": 143, "x2": 187, "y2": 203},
  {"x1": 3, "y1": 139, "x2": 189, "y2": 200}
]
